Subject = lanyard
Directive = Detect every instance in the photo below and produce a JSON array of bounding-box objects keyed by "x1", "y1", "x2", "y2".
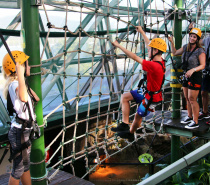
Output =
[
  {"x1": 182, "y1": 46, "x2": 198, "y2": 70},
  {"x1": 0, "y1": 31, "x2": 16, "y2": 65}
]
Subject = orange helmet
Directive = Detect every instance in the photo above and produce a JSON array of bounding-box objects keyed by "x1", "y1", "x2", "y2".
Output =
[
  {"x1": 189, "y1": 28, "x2": 202, "y2": 39},
  {"x1": 148, "y1": 38, "x2": 167, "y2": 53},
  {"x1": 2, "y1": 51, "x2": 29, "y2": 76}
]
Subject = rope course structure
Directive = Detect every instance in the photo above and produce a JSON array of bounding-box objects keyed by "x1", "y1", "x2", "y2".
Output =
[
  {"x1": 1, "y1": 0, "x2": 210, "y2": 183},
  {"x1": 31, "y1": 0, "x2": 210, "y2": 181}
]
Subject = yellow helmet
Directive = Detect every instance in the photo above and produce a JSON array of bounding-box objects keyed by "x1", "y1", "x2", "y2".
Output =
[
  {"x1": 2, "y1": 51, "x2": 29, "y2": 76},
  {"x1": 189, "y1": 28, "x2": 202, "y2": 38},
  {"x1": 148, "y1": 38, "x2": 167, "y2": 53}
]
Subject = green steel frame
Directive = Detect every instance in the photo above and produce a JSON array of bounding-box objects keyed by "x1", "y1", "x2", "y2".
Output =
[
  {"x1": 21, "y1": 1, "x2": 46, "y2": 184},
  {"x1": 0, "y1": 1, "x2": 210, "y2": 184}
]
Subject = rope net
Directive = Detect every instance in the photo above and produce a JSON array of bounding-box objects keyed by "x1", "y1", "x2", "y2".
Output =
[{"x1": 36, "y1": 0, "x2": 210, "y2": 181}]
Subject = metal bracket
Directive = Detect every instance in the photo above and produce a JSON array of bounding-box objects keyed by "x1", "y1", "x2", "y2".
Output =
[
  {"x1": 31, "y1": 0, "x2": 42, "y2": 6},
  {"x1": 178, "y1": 9, "x2": 183, "y2": 19}
]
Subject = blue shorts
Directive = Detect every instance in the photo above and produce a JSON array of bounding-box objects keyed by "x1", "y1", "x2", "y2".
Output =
[
  {"x1": 130, "y1": 89, "x2": 151, "y2": 117},
  {"x1": 201, "y1": 74, "x2": 210, "y2": 92}
]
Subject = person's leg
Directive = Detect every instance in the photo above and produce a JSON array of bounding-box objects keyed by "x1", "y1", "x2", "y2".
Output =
[
  {"x1": 188, "y1": 89, "x2": 200, "y2": 124},
  {"x1": 130, "y1": 113, "x2": 142, "y2": 133},
  {"x1": 8, "y1": 176, "x2": 20, "y2": 185},
  {"x1": 21, "y1": 170, "x2": 31, "y2": 185},
  {"x1": 8, "y1": 127, "x2": 25, "y2": 184},
  {"x1": 111, "y1": 92, "x2": 134, "y2": 132},
  {"x1": 183, "y1": 87, "x2": 192, "y2": 118},
  {"x1": 21, "y1": 129, "x2": 32, "y2": 185},
  {"x1": 121, "y1": 92, "x2": 134, "y2": 124},
  {"x1": 201, "y1": 90, "x2": 209, "y2": 113}
]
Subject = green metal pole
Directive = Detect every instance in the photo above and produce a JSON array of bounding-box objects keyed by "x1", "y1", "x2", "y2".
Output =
[
  {"x1": 170, "y1": 0, "x2": 183, "y2": 163},
  {"x1": 21, "y1": 1, "x2": 46, "y2": 184}
]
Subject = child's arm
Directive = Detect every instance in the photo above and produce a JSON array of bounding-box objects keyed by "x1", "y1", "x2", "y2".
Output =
[
  {"x1": 112, "y1": 41, "x2": 144, "y2": 64},
  {"x1": 29, "y1": 88, "x2": 40, "y2": 102},
  {"x1": 168, "y1": 36, "x2": 184, "y2": 56},
  {"x1": 16, "y1": 62, "x2": 28, "y2": 102},
  {"x1": 136, "y1": 26, "x2": 150, "y2": 49}
]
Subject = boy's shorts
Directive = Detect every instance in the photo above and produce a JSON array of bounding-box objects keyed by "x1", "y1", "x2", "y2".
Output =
[{"x1": 130, "y1": 89, "x2": 151, "y2": 117}]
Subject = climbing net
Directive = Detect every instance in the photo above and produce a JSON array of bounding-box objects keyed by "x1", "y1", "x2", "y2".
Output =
[{"x1": 35, "y1": 0, "x2": 210, "y2": 181}]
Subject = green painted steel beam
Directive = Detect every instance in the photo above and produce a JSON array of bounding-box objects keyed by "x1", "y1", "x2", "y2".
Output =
[
  {"x1": 100, "y1": 3, "x2": 116, "y2": 95},
  {"x1": 0, "y1": 12, "x2": 20, "y2": 48},
  {"x1": 39, "y1": 13, "x2": 71, "y2": 110},
  {"x1": 3, "y1": 25, "x2": 210, "y2": 38},
  {"x1": 0, "y1": 1, "x2": 18, "y2": 8},
  {"x1": 42, "y1": 56, "x2": 102, "y2": 67},
  {"x1": 41, "y1": 13, "x2": 94, "y2": 96},
  {"x1": 21, "y1": 0, "x2": 46, "y2": 184},
  {"x1": 42, "y1": 0, "x2": 120, "y2": 99},
  {"x1": 170, "y1": 0, "x2": 183, "y2": 164},
  {"x1": 69, "y1": 15, "x2": 139, "y2": 109}
]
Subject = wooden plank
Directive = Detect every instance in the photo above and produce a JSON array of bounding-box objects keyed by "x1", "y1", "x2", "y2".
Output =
[
  {"x1": 144, "y1": 110, "x2": 210, "y2": 138},
  {"x1": 47, "y1": 169, "x2": 95, "y2": 185},
  {"x1": 0, "y1": 169, "x2": 94, "y2": 185}
]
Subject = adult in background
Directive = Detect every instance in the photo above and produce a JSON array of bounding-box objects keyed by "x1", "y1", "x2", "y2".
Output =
[{"x1": 168, "y1": 28, "x2": 205, "y2": 129}]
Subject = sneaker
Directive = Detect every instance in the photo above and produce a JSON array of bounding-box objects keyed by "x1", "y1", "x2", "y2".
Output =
[
  {"x1": 181, "y1": 116, "x2": 193, "y2": 124},
  {"x1": 198, "y1": 112, "x2": 210, "y2": 120},
  {"x1": 117, "y1": 130, "x2": 134, "y2": 141},
  {"x1": 111, "y1": 122, "x2": 130, "y2": 132},
  {"x1": 185, "y1": 120, "x2": 199, "y2": 129}
]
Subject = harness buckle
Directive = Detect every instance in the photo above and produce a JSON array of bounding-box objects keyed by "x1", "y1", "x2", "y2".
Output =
[
  {"x1": 142, "y1": 99, "x2": 154, "y2": 112},
  {"x1": 30, "y1": 121, "x2": 41, "y2": 140}
]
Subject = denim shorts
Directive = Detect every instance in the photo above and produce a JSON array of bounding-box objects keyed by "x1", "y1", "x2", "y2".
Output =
[{"x1": 8, "y1": 126, "x2": 31, "y2": 179}]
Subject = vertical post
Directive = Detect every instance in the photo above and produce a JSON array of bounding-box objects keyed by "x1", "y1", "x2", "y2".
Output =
[
  {"x1": 21, "y1": 1, "x2": 47, "y2": 184},
  {"x1": 170, "y1": 0, "x2": 183, "y2": 163}
]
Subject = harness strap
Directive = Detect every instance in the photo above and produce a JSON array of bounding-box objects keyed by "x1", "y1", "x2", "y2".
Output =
[
  {"x1": 142, "y1": 61, "x2": 165, "y2": 116},
  {"x1": 7, "y1": 91, "x2": 15, "y2": 116},
  {"x1": 8, "y1": 139, "x2": 31, "y2": 163},
  {"x1": 0, "y1": 31, "x2": 16, "y2": 65},
  {"x1": 137, "y1": 73, "x2": 147, "y2": 90},
  {"x1": 146, "y1": 61, "x2": 165, "y2": 95},
  {"x1": 182, "y1": 46, "x2": 198, "y2": 70},
  {"x1": 142, "y1": 99, "x2": 154, "y2": 112}
]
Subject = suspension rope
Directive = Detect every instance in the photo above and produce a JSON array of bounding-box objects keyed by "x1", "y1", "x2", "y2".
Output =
[{"x1": 37, "y1": 0, "x2": 188, "y2": 181}]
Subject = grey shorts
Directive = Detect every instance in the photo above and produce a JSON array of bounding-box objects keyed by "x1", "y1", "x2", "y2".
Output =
[{"x1": 8, "y1": 126, "x2": 31, "y2": 179}]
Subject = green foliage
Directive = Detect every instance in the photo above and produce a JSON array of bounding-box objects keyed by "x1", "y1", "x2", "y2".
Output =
[
  {"x1": 141, "y1": 156, "x2": 210, "y2": 184},
  {"x1": 160, "y1": 157, "x2": 210, "y2": 185}
]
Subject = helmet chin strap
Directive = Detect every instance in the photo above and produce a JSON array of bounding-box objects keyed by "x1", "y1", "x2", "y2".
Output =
[{"x1": 150, "y1": 48, "x2": 160, "y2": 61}]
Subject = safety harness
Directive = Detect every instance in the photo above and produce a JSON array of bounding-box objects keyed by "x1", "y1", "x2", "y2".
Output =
[
  {"x1": 0, "y1": 31, "x2": 41, "y2": 164},
  {"x1": 4, "y1": 83, "x2": 41, "y2": 163},
  {"x1": 137, "y1": 60, "x2": 165, "y2": 116},
  {"x1": 182, "y1": 46, "x2": 198, "y2": 71}
]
